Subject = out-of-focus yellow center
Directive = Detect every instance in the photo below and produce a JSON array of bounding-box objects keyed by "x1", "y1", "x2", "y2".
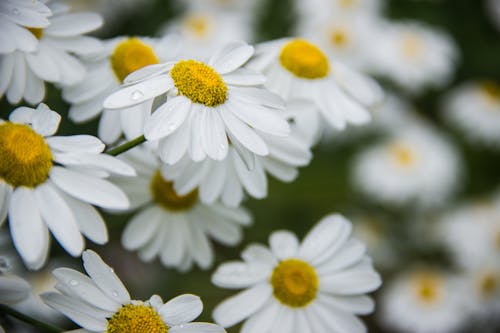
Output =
[
  {"x1": 279, "y1": 39, "x2": 329, "y2": 79},
  {"x1": 150, "y1": 171, "x2": 198, "y2": 211},
  {"x1": 107, "y1": 304, "x2": 168, "y2": 333},
  {"x1": 111, "y1": 38, "x2": 160, "y2": 82},
  {"x1": 339, "y1": 0, "x2": 357, "y2": 9},
  {"x1": 480, "y1": 81, "x2": 500, "y2": 105},
  {"x1": 479, "y1": 272, "x2": 499, "y2": 298},
  {"x1": 412, "y1": 273, "x2": 443, "y2": 304},
  {"x1": 270, "y1": 259, "x2": 318, "y2": 308},
  {"x1": 170, "y1": 60, "x2": 227, "y2": 107},
  {"x1": 27, "y1": 27, "x2": 44, "y2": 39},
  {"x1": 330, "y1": 28, "x2": 349, "y2": 48},
  {"x1": 0, "y1": 123, "x2": 52, "y2": 188},
  {"x1": 389, "y1": 143, "x2": 415, "y2": 168},
  {"x1": 183, "y1": 14, "x2": 210, "y2": 37},
  {"x1": 401, "y1": 34, "x2": 423, "y2": 59}
]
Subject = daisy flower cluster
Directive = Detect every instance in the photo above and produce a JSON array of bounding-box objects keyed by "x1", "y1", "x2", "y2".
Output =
[{"x1": 0, "y1": 0, "x2": 498, "y2": 332}]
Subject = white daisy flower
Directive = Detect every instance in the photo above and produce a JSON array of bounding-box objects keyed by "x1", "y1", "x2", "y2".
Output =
[
  {"x1": 0, "y1": 104, "x2": 134, "y2": 270},
  {"x1": 352, "y1": 124, "x2": 461, "y2": 208},
  {"x1": 104, "y1": 40, "x2": 290, "y2": 163},
  {"x1": 212, "y1": 214, "x2": 381, "y2": 333},
  {"x1": 0, "y1": 0, "x2": 51, "y2": 54},
  {"x1": 442, "y1": 80, "x2": 500, "y2": 149},
  {"x1": 112, "y1": 146, "x2": 252, "y2": 271},
  {"x1": 63, "y1": 35, "x2": 180, "y2": 144},
  {"x1": 247, "y1": 37, "x2": 383, "y2": 133},
  {"x1": 0, "y1": 2, "x2": 103, "y2": 105},
  {"x1": 162, "y1": 116, "x2": 312, "y2": 207},
  {"x1": 160, "y1": 5, "x2": 253, "y2": 60},
  {"x1": 369, "y1": 21, "x2": 458, "y2": 93},
  {"x1": 438, "y1": 198, "x2": 500, "y2": 270},
  {"x1": 41, "y1": 249, "x2": 225, "y2": 333},
  {"x1": 295, "y1": 0, "x2": 384, "y2": 20},
  {"x1": 380, "y1": 268, "x2": 468, "y2": 333}
]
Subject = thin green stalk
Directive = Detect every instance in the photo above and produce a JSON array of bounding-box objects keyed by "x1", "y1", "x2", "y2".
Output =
[
  {"x1": 105, "y1": 135, "x2": 146, "y2": 156},
  {"x1": 0, "y1": 304, "x2": 62, "y2": 333}
]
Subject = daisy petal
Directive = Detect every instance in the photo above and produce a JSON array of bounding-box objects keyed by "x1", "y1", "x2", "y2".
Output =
[
  {"x1": 121, "y1": 206, "x2": 161, "y2": 250},
  {"x1": 0, "y1": 275, "x2": 30, "y2": 304},
  {"x1": 45, "y1": 13, "x2": 103, "y2": 37},
  {"x1": 222, "y1": 68, "x2": 266, "y2": 86},
  {"x1": 159, "y1": 294, "x2": 203, "y2": 326},
  {"x1": 46, "y1": 135, "x2": 105, "y2": 154},
  {"x1": 240, "y1": 300, "x2": 279, "y2": 333},
  {"x1": 144, "y1": 96, "x2": 190, "y2": 140},
  {"x1": 269, "y1": 230, "x2": 299, "y2": 260},
  {"x1": 170, "y1": 322, "x2": 225, "y2": 333},
  {"x1": 320, "y1": 259, "x2": 382, "y2": 295},
  {"x1": 209, "y1": 41, "x2": 254, "y2": 74},
  {"x1": 212, "y1": 261, "x2": 269, "y2": 289}
]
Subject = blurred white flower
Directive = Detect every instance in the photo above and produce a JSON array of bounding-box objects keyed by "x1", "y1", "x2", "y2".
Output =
[
  {"x1": 352, "y1": 124, "x2": 461, "y2": 208},
  {"x1": 41, "y1": 250, "x2": 225, "y2": 333},
  {"x1": 104, "y1": 40, "x2": 290, "y2": 163},
  {"x1": 380, "y1": 268, "x2": 468, "y2": 333},
  {"x1": 368, "y1": 21, "x2": 458, "y2": 94},
  {"x1": 0, "y1": 1, "x2": 103, "y2": 105},
  {"x1": 487, "y1": 0, "x2": 500, "y2": 33},
  {"x1": 248, "y1": 38, "x2": 382, "y2": 135},
  {"x1": 63, "y1": 35, "x2": 180, "y2": 144},
  {"x1": 212, "y1": 214, "x2": 381, "y2": 333},
  {"x1": 295, "y1": 0, "x2": 384, "y2": 20},
  {"x1": 0, "y1": 0, "x2": 51, "y2": 54},
  {"x1": 112, "y1": 146, "x2": 252, "y2": 271},
  {"x1": 0, "y1": 104, "x2": 134, "y2": 270},
  {"x1": 443, "y1": 80, "x2": 500, "y2": 149}
]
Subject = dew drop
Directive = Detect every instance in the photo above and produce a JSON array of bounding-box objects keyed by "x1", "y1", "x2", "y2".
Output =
[
  {"x1": 130, "y1": 90, "x2": 144, "y2": 101},
  {"x1": 69, "y1": 280, "x2": 78, "y2": 286},
  {"x1": 112, "y1": 291, "x2": 119, "y2": 297}
]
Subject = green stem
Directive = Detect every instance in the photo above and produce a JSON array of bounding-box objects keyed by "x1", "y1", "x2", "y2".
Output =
[
  {"x1": 0, "y1": 304, "x2": 62, "y2": 333},
  {"x1": 105, "y1": 135, "x2": 146, "y2": 156}
]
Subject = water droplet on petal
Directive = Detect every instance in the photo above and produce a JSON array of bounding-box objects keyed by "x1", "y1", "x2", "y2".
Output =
[
  {"x1": 112, "y1": 291, "x2": 119, "y2": 297},
  {"x1": 69, "y1": 280, "x2": 78, "y2": 286},
  {"x1": 130, "y1": 90, "x2": 144, "y2": 101}
]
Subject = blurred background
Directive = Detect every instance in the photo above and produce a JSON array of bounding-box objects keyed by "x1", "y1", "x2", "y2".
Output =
[{"x1": 1, "y1": 0, "x2": 500, "y2": 332}]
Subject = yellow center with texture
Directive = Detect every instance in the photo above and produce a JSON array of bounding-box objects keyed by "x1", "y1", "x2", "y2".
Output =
[
  {"x1": 107, "y1": 304, "x2": 168, "y2": 333},
  {"x1": 271, "y1": 259, "x2": 318, "y2": 307},
  {"x1": 150, "y1": 171, "x2": 198, "y2": 211},
  {"x1": 170, "y1": 60, "x2": 228, "y2": 107},
  {"x1": 412, "y1": 273, "x2": 442, "y2": 304},
  {"x1": 0, "y1": 123, "x2": 52, "y2": 188},
  {"x1": 279, "y1": 39, "x2": 329, "y2": 79},
  {"x1": 111, "y1": 38, "x2": 160, "y2": 82}
]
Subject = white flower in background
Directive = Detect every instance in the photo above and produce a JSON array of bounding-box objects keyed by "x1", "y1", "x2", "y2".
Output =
[
  {"x1": 380, "y1": 268, "x2": 468, "y2": 333},
  {"x1": 160, "y1": 5, "x2": 253, "y2": 59},
  {"x1": 438, "y1": 198, "x2": 500, "y2": 270},
  {"x1": 63, "y1": 35, "x2": 180, "y2": 144},
  {"x1": 104, "y1": 40, "x2": 290, "y2": 163},
  {"x1": 0, "y1": 104, "x2": 134, "y2": 270},
  {"x1": 41, "y1": 250, "x2": 225, "y2": 333},
  {"x1": 487, "y1": 0, "x2": 500, "y2": 33},
  {"x1": 442, "y1": 80, "x2": 500, "y2": 149},
  {"x1": 369, "y1": 93, "x2": 421, "y2": 133},
  {"x1": 369, "y1": 21, "x2": 458, "y2": 94},
  {"x1": 295, "y1": 0, "x2": 384, "y2": 20},
  {"x1": 0, "y1": 0, "x2": 51, "y2": 54},
  {"x1": 352, "y1": 124, "x2": 461, "y2": 208},
  {"x1": 248, "y1": 38, "x2": 382, "y2": 134},
  {"x1": 0, "y1": 1, "x2": 103, "y2": 105},
  {"x1": 162, "y1": 114, "x2": 312, "y2": 207},
  {"x1": 212, "y1": 214, "x2": 381, "y2": 333},
  {"x1": 112, "y1": 146, "x2": 252, "y2": 271}
]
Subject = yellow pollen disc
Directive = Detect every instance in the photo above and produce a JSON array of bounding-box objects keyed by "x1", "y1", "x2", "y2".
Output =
[
  {"x1": 330, "y1": 28, "x2": 349, "y2": 48},
  {"x1": 150, "y1": 171, "x2": 198, "y2": 211},
  {"x1": 339, "y1": 0, "x2": 357, "y2": 8},
  {"x1": 389, "y1": 143, "x2": 415, "y2": 168},
  {"x1": 184, "y1": 14, "x2": 210, "y2": 37},
  {"x1": 170, "y1": 60, "x2": 227, "y2": 107},
  {"x1": 401, "y1": 34, "x2": 423, "y2": 59},
  {"x1": 111, "y1": 38, "x2": 160, "y2": 82},
  {"x1": 411, "y1": 273, "x2": 442, "y2": 304},
  {"x1": 270, "y1": 259, "x2": 318, "y2": 308},
  {"x1": 107, "y1": 304, "x2": 168, "y2": 333},
  {"x1": 0, "y1": 123, "x2": 52, "y2": 188},
  {"x1": 480, "y1": 81, "x2": 500, "y2": 105},
  {"x1": 27, "y1": 27, "x2": 44, "y2": 39},
  {"x1": 279, "y1": 39, "x2": 329, "y2": 79},
  {"x1": 479, "y1": 273, "x2": 499, "y2": 298}
]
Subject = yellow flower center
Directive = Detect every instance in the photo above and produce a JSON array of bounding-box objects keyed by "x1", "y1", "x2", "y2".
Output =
[
  {"x1": 183, "y1": 14, "x2": 210, "y2": 37},
  {"x1": 389, "y1": 143, "x2": 415, "y2": 168},
  {"x1": 170, "y1": 60, "x2": 227, "y2": 107},
  {"x1": 479, "y1": 272, "x2": 499, "y2": 298},
  {"x1": 401, "y1": 34, "x2": 423, "y2": 59},
  {"x1": 27, "y1": 27, "x2": 44, "y2": 39},
  {"x1": 0, "y1": 123, "x2": 52, "y2": 188},
  {"x1": 270, "y1": 259, "x2": 318, "y2": 308},
  {"x1": 330, "y1": 28, "x2": 349, "y2": 48},
  {"x1": 339, "y1": 0, "x2": 357, "y2": 8},
  {"x1": 279, "y1": 39, "x2": 329, "y2": 79},
  {"x1": 412, "y1": 273, "x2": 443, "y2": 304},
  {"x1": 480, "y1": 81, "x2": 500, "y2": 105},
  {"x1": 111, "y1": 38, "x2": 160, "y2": 83},
  {"x1": 107, "y1": 304, "x2": 168, "y2": 333},
  {"x1": 150, "y1": 171, "x2": 198, "y2": 211}
]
